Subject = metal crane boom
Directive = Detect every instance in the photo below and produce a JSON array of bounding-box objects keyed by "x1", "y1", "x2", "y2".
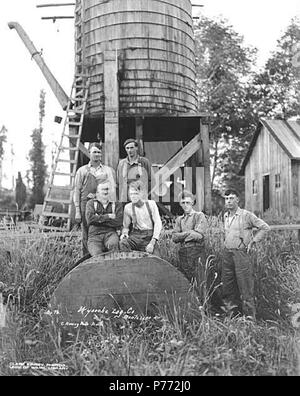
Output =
[{"x1": 8, "y1": 21, "x2": 69, "y2": 110}]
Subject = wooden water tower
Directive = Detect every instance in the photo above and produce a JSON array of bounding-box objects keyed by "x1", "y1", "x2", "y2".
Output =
[
  {"x1": 76, "y1": 0, "x2": 211, "y2": 212},
  {"x1": 9, "y1": 0, "x2": 211, "y2": 216}
]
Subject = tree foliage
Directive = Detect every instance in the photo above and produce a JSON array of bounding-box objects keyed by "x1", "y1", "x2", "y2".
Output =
[
  {"x1": 194, "y1": 16, "x2": 258, "y2": 200},
  {"x1": 0, "y1": 125, "x2": 7, "y2": 161},
  {"x1": 250, "y1": 18, "x2": 300, "y2": 119},
  {"x1": 28, "y1": 90, "x2": 47, "y2": 208},
  {"x1": 194, "y1": 16, "x2": 300, "y2": 209}
]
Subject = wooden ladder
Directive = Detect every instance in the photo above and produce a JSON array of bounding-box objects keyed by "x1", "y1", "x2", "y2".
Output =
[
  {"x1": 74, "y1": 0, "x2": 85, "y2": 76},
  {"x1": 40, "y1": 75, "x2": 90, "y2": 232}
]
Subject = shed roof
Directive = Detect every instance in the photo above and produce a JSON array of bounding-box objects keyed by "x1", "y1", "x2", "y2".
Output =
[{"x1": 240, "y1": 119, "x2": 300, "y2": 175}]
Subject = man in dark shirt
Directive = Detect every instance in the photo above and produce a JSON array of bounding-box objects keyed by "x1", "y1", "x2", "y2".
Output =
[
  {"x1": 85, "y1": 181, "x2": 123, "y2": 256},
  {"x1": 73, "y1": 143, "x2": 116, "y2": 256},
  {"x1": 117, "y1": 139, "x2": 153, "y2": 203}
]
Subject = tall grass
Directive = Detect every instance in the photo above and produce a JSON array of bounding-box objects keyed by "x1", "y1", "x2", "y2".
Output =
[{"x1": 0, "y1": 219, "x2": 299, "y2": 376}]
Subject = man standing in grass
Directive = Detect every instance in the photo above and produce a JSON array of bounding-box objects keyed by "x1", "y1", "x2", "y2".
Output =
[
  {"x1": 172, "y1": 190, "x2": 208, "y2": 298},
  {"x1": 119, "y1": 181, "x2": 162, "y2": 256},
  {"x1": 222, "y1": 189, "x2": 270, "y2": 319},
  {"x1": 85, "y1": 181, "x2": 123, "y2": 256}
]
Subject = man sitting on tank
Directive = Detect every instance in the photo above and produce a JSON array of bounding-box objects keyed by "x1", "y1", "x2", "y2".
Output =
[
  {"x1": 119, "y1": 180, "x2": 162, "y2": 256},
  {"x1": 85, "y1": 181, "x2": 123, "y2": 256},
  {"x1": 172, "y1": 190, "x2": 208, "y2": 297}
]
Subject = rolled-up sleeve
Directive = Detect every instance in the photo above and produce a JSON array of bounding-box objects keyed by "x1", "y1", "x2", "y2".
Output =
[
  {"x1": 150, "y1": 201, "x2": 162, "y2": 240},
  {"x1": 122, "y1": 204, "x2": 131, "y2": 236},
  {"x1": 247, "y1": 213, "x2": 270, "y2": 243},
  {"x1": 73, "y1": 167, "x2": 85, "y2": 208},
  {"x1": 172, "y1": 217, "x2": 187, "y2": 243},
  {"x1": 193, "y1": 212, "x2": 208, "y2": 240}
]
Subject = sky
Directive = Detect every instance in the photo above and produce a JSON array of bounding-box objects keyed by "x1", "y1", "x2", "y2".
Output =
[{"x1": 0, "y1": 0, "x2": 300, "y2": 189}]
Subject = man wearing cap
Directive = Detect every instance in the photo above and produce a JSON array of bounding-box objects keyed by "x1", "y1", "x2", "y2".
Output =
[
  {"x1": 73, "y1": 143, "x2": 116, "y2": 256},
  {"x1": 172, "y1": 190, "x2": 208, "y2": 297},
  {"x1": 117, "y1": 139, "x2": 153, "y2": 203}
]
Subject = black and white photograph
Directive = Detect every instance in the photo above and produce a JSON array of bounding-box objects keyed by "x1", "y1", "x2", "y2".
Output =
[{"x1": 0, "y1": 0, "x2": 299, "y2": 379}]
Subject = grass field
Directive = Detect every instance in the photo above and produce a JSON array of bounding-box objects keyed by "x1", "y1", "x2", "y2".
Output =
[{"x1": 0, "y1": 217, "x2": 299, "y2": 376}]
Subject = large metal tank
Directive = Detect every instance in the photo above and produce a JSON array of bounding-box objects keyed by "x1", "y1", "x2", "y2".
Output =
[{"x1": 78, "y1": 0, "x2": 198, "y2": 117}]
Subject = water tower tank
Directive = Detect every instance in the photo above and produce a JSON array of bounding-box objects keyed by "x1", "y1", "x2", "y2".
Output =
[{"x1": 78, "y1": 0, "x2": 198, "y2": 117}]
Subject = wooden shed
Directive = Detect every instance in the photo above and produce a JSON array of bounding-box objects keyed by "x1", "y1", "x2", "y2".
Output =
[{"x1": 240, "y1": 119, "x2": 300, "y2": 218}]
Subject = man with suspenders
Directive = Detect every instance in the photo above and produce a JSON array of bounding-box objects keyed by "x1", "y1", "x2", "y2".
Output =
[
  {"x1": 222, "y1": 189, "x2": 270, "y2": 319},
  {"x1": 73, "y1": 143, "x2": 116, "y2": 256},
  {"x1": 119, "y1": 181, "x2": 162, "y2": 256},
  {"x1": 85, "y1": 181, "x2": 123, "y2": 256}
]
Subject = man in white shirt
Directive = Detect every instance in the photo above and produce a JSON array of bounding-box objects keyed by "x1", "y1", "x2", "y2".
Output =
[
  {"x1": 222, "y1": 188, "x2": 270, "y2": 319},
  {"x1": 120, "y1": 181, "x2": 162, "y2": 255}
]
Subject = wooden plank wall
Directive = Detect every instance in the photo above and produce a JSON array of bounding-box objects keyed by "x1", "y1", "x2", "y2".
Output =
[
  {"x1": 245, "y1": 126, "x2": 292, "y2": 216},
  {"x1": 292, "y1": 161, "x2": 300, "y2": 217}
]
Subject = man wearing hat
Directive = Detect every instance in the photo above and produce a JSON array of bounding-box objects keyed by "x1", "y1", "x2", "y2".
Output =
[{"x1": 116, "y1": 139, "x2": 153, "y2": 203}]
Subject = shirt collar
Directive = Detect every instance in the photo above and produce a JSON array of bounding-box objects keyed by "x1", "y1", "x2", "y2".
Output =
[
  {"x1": 88, "y1": 161, "x2": 103, "y2": 169},
  {"x1": 96, "y1": 199, "x2": 111, "y2": 206},
  {"x1": 224, "y1": 207, "x2": 242, "y2": 218},
  {"x1": 182, "y1": 209, "x2": 195, "y2": 218},
  {"x1": 126, "y1": 155, "x2": 140, "y2": 165}
]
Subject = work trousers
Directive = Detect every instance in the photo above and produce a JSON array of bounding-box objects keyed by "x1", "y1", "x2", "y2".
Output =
[
  {"x1": 87, "y1": 231, "x2": 119, "y2": 256},
  {"x1": 178, "y1": 244, "x2": 206, "y2": 300},
  {"x1": 119, "y1": 230, "x2": 160, "y2": 256},
  {"x1": 80, "y1": 200, "x2": 89, "y2": 256},
  {"x1": 221, "y1": 249, "x2": 256, "y2": 318}
]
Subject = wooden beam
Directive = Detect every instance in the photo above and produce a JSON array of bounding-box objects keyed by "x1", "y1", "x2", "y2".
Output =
[
  {"x1": 36, "y1": 3, "x2": 75, "y2": 7},
  {"x1": 41, "y1": 16, "x2": 74, "y2": 20},
  {"x1": 78, "y1": 142, "x2": 90, "y2": 159},
  {"x1": 150, "y1": 134, "x2": 201, "y2": 197},
  {"x1": 8, "y1": 22, "x2": 69, "y2": 110},
  {"x1": 104, "y1": 51, "x2": 119, "y2": 169},
  {"x1": 201, "y1": 119, "x2": 212, "y2": 214},
  {"x1": 186, "y1": 131, "x2": 204, "y2": 211},
  {"x1": 135, "y1": 117, "x2": 144, "y2": 156}
]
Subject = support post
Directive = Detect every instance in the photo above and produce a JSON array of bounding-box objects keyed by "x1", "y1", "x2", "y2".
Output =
[
  {"x1": 135, "y1": 117, "x2": 144, "y2": 156},
  {"x1": 201, "y1": 118, "x2": 212, "y2": 215},
  {"x1": 104, "y1": 51, "x2": 119, "y2": 170}
]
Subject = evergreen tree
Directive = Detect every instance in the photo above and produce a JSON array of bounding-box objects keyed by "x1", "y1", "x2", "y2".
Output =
[
  {"x1": 28, "y1": 90, "x2": 47, "y2": 208},
  {"x1": 250, "y1": 18, "x2": 300, "y2": 119},
  {"x1": 0, "y1": 126, "x2": 7, "y2": 190},
  {"x1": 0, "y1": 125, "x2": 7, "y2": 161},
  {"x1": 15, "y1": 171, "x2": 27, "y2": 210}
]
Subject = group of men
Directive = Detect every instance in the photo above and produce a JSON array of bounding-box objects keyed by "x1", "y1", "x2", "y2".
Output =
[
  {"x1": 73, "y1": 139, "x2": 155, "y2": 257},
  {"x1": 73, "y1": 139, "x2": 270, "y2": 320}
]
